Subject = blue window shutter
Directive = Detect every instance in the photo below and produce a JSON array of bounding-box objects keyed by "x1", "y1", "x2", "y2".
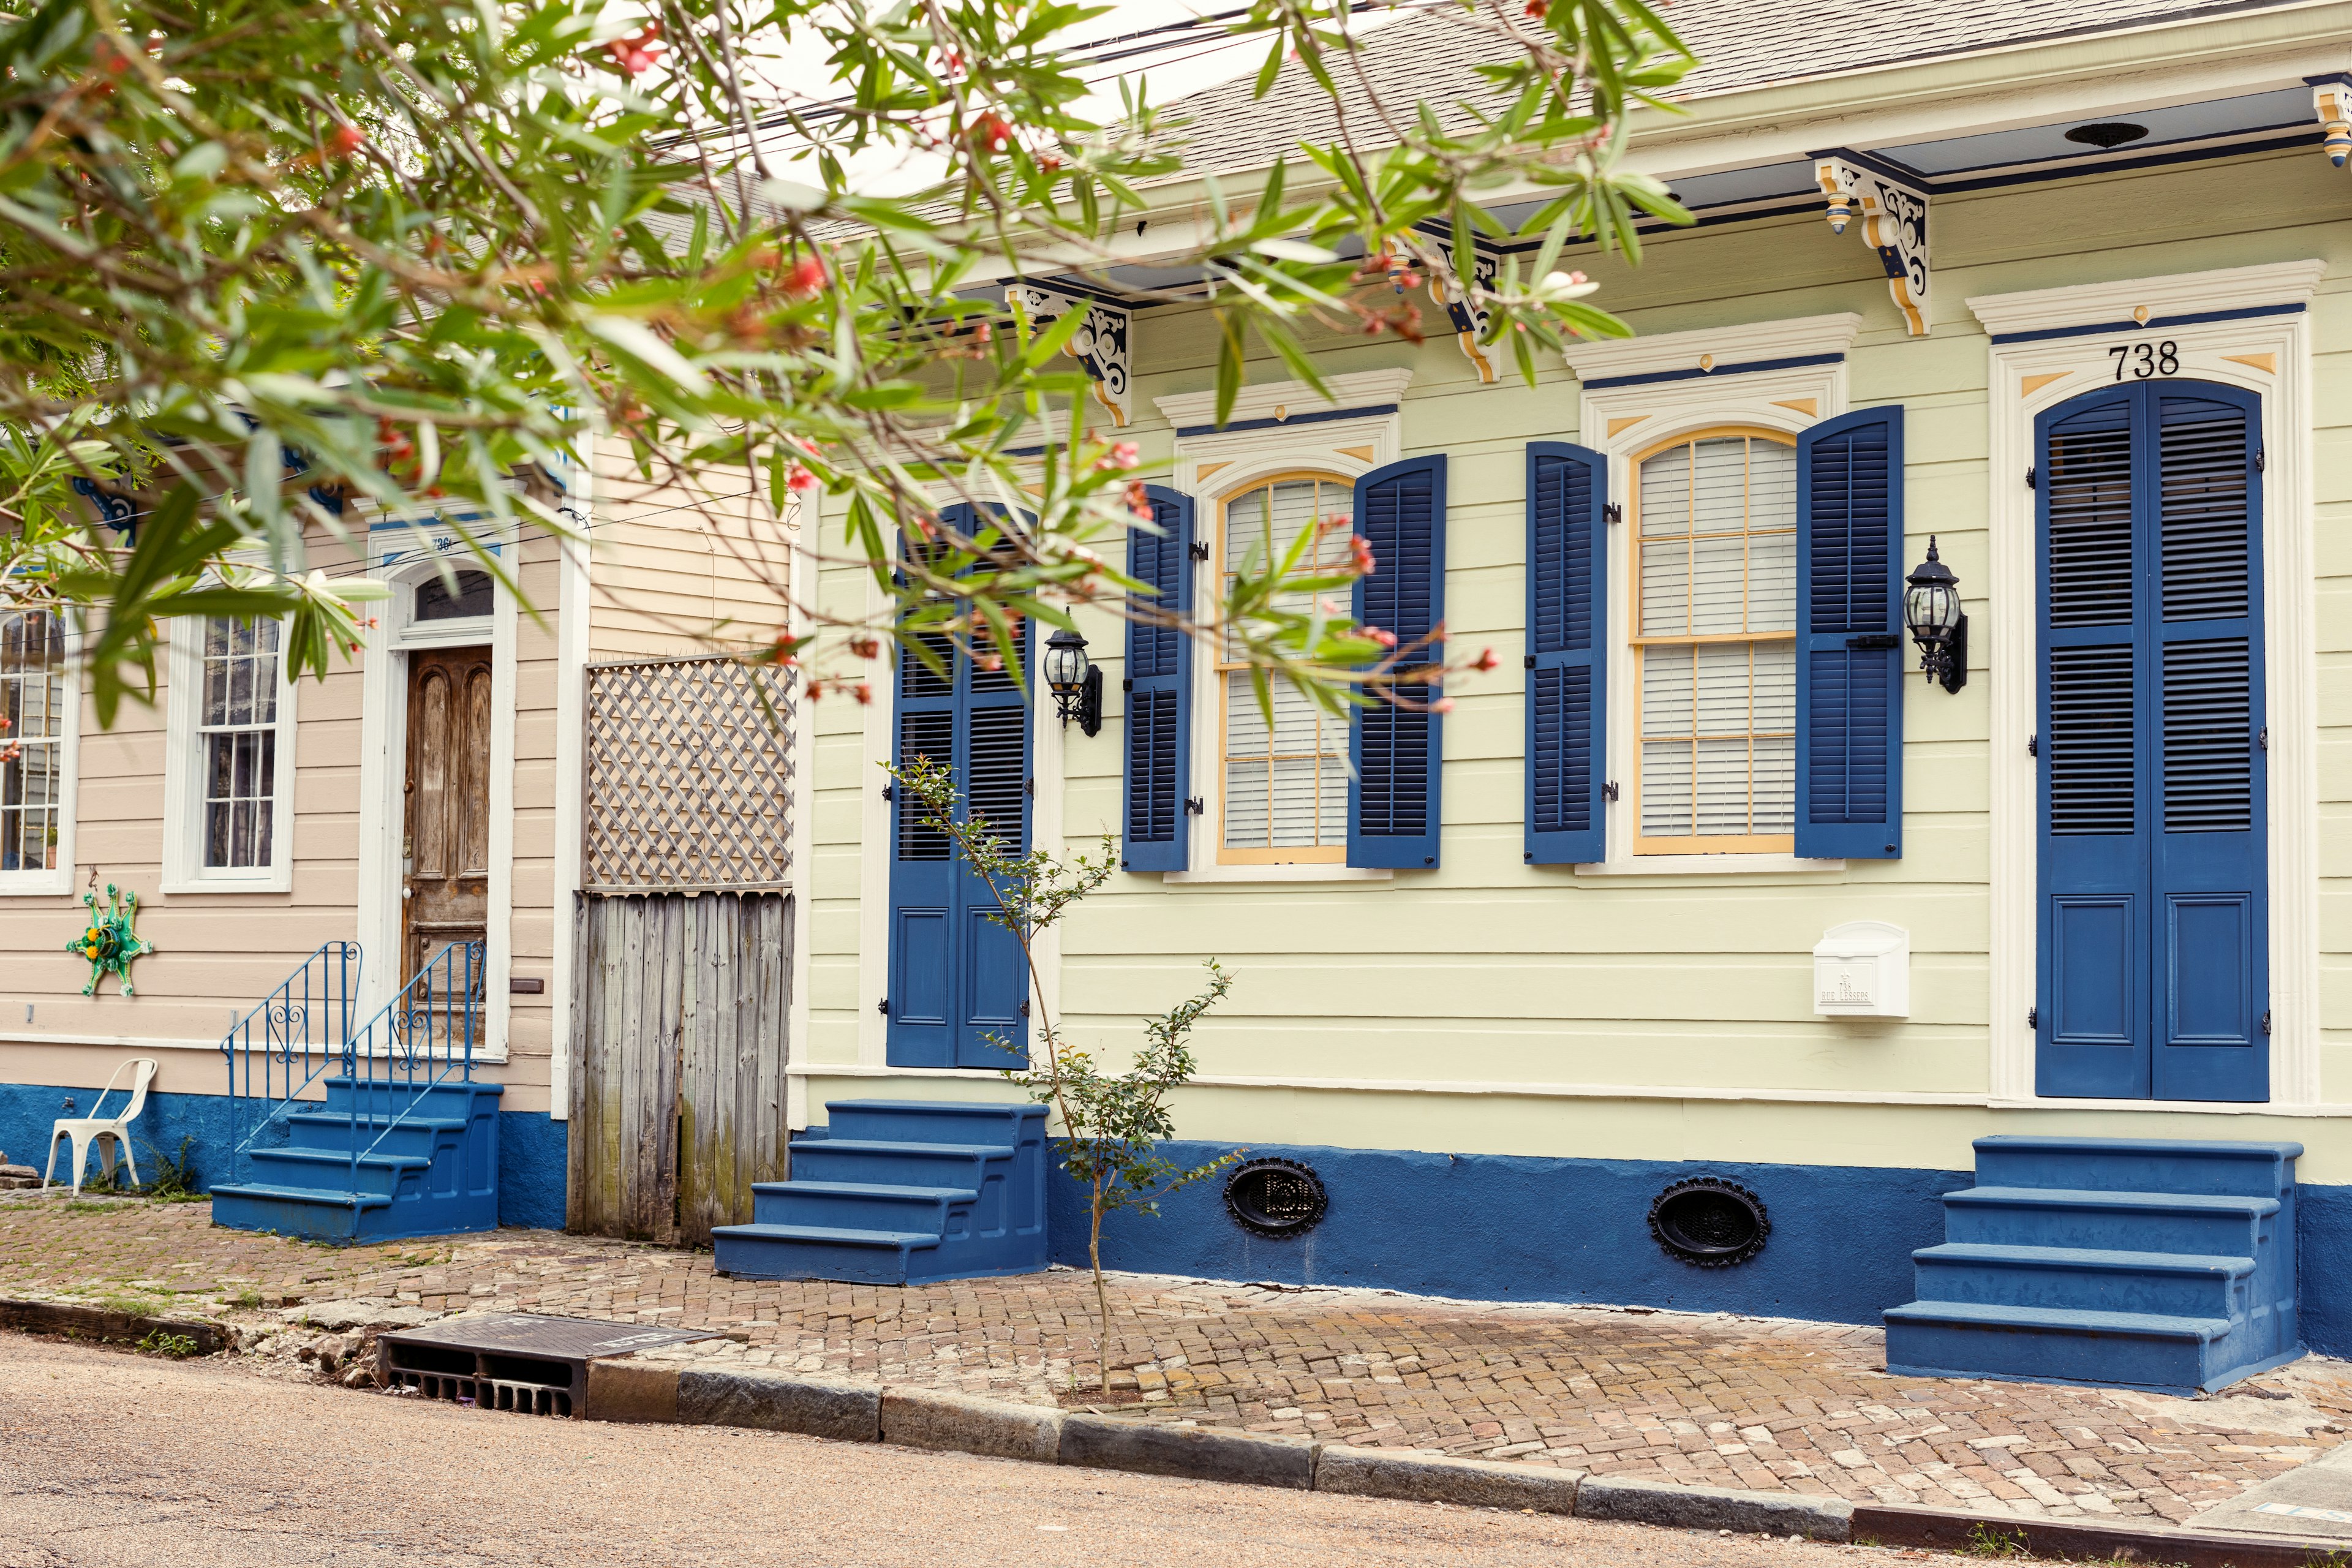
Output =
[
  {"x1": 1350, "y1": 456, "x2": 1446, "y2": 869},
  {"x1": 1796, "y1": 408, "x2": 1905, "y2": 860},
  {"x1": 1123, "y1": 485, "x2": 1193, "y2": 872},
  {"x1": 1525, "y1": 443, "x2": 1607, "y2": 866}
]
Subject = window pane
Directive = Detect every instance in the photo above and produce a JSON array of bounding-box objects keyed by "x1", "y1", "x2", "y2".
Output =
[
  {"x1": 1691, "y1": 439, "x2": 1747, "y2": 532},
  {"x1": 1694, "y1": 643, "x2": 1751, "y2": 734},
  {"x1": 1220, "y1": 479, "x2": 1351, "y2": 854},
  {"x1": 1641, "y1": 740, "x2": 1692, "y2": 837},
  {"x1": 1747, "y1": 530, "x2": 1796, "y2": 632},
  {"x1": 1691, "y1": 533, "x2": 1745, "y2": 635},
  {"x1": 1695, "y1": 737, "x2": 1752, "y2": 835},
  {"x1": 1752, "y1": 736, "x2": 1795, "y2": 834},
  {"x1": 1224, "y1": 759, "x2": 1269, "y2": 847},
  {"x1": 1642, "y1": 644, "x2": 1694, "y2": 735},
  {"x1": 1640, "y1": 539, "x2": 1689, "y2": 636},
  {"x1": 1638, "y1": 448, "x2": 1690, "y2": 536}
]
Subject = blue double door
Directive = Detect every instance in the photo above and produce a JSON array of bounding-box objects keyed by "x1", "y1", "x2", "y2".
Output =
[
  {"x1": 886, "y1": 606, "x2": 1031, "y2": 1069},
  {"x1": 2036, "y1": 381, "x2": 2268, "y2": 1101}
]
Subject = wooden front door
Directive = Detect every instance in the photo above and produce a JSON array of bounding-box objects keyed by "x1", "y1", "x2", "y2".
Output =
[{"x1": 404, "y1": 647, "x2": 492, "y2": 983}]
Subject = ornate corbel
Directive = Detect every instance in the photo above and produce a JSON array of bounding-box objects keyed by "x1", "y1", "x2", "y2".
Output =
[
  {"x1": 1004, "y1": 284, "x2": 1132, "y2": 428},
  {"x1": 2316, "y1": 80, "x2": 2351, "y2": 169},
  {"x1": 1427, "y1": 241, "x2": 1499, "y2": 385},
  {"x1": 1814, "y1": 155, "x2": 1931, "y2": 337}
]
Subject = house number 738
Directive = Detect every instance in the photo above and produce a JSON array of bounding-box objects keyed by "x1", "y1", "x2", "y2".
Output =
[{"x1": 2106, "y1": 341, "x2": 2179, "y2": 380}]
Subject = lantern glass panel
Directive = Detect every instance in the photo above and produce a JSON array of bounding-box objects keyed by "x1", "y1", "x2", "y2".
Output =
[
  {"x1": 1043, "y1": 636, "x2": 1087, "y2": 692},
  {"x1": 1905, "y1": 580, "x2": 1957, "y2": 638}
]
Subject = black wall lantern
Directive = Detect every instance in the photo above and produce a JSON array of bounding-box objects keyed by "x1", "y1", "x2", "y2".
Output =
[
  {"x1": 1042, "y1": 627, "x2": 1102, "y2": 736},
  {"x1": 1903, "y1": 537, "x2": 1967, "y2": 694}
]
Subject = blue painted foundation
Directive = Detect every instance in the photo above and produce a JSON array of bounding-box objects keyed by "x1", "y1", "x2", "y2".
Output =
[{"x1": 0, "y1": 1081, "x2": 567, "y2": 1232}]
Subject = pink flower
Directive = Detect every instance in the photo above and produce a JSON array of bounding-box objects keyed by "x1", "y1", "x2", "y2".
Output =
[
  {"x1": 330, "y1": 123, "x2": 366, "y2": 157},
  {"x1": 786, "y1": 465, "x2": 816, "y2": 492},
  {"x1": 1472, "y1": 647, "x2": 1498, "y2": 672},
  {"x1": 605, "y1": 23, "x2": 663, "y2": 76},
  {"x1": 1109, "y1": 442, "x2": 1139, "y2": 470},
  {"x1": 1366, "y1": 627, "x2": 1398, "y2": 649},
  {"x1": 1350, "y1": 537, "x2": 1376, "y2": 574},
  {"x1": 1430, "y1": 696, "x2": 1456, "y2": 713},
  {"x1": 785, "y1": 255, "x2": 827, "y2": 296}
]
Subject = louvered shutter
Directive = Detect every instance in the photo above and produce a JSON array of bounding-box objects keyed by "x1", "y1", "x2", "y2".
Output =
[
  {"x1": 1795, "y1": 408, "x2": 1905, "y2": 859},
  {"x1": 1122, "y1": 486, "x2": 1193, "y2": 872},
  {"x1": 1525, "y1": 443, "x2": 1608, "y2": 865},
  {"x1": 1350, "y1": 456, "x2": 1446, "y2": 869}
]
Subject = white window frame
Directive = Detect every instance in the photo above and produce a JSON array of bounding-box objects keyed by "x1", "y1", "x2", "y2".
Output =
[
  {"x1": 0, "y1": 610, "x2": 79, "y2": 897},
  {"x1": 1967, "y1": 260, "x2": 2323, "y2": 1110},
  {"x1": 1154, "y1": 369, "x2": 1412, "y2": 884},
  {"x1": 1562, "y1": 313, "x2": 1860, "y2": 878},
  {"x1": 162, "y1": 612, "x2": 298, "y2": 893}
]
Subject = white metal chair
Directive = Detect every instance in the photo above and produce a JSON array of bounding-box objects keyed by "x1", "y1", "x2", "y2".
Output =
[{"x1": 42, "y1": 1058, "x2": 158, "y2": 1195}]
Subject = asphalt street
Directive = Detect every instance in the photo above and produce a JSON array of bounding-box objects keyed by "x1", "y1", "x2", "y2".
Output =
[{"x1": 0, "y1": 1336, "x2": 1932, "y2": 1567}]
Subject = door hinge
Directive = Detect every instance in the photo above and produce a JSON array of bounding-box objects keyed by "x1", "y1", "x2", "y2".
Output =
[
  {"x1": 881, "y1": 783, "x2": 895, "y2": 801},
  {"x1": 1603, "y1": 780, "x2": 1620, "y2": 803},
  {"x1": 2028, "y1": 1006, "x2": 2038, "y2": 1029},
  {"x1": 1188, "y1": 540, "x2": 1210, "y2": 562},
  {"x1": 2026, "y1": 466, "x2": 2037, "y2": 490},
  {"x1": 2261, "y1": 1008, "x2": 2272, "y2": 1036},
  {"x1": 2027, "y1": 734, "x2": 2039, "y2": 757},
  {"x1": 876, "y1": 997, "x2": 890, "y2": 1016},
  {"x1": 1184, "y1": 796, "x2": 1206, "y2": 815},
  {"x1": 2258, "y1": 725, "x2": 2268, "y2": 750},
  {"x1": 1604, "y1": 502, "x2": 1624, "y2": 524},
  {"x1": 1018, "y1": 999, "x2": 1031, "y2": 1017}
]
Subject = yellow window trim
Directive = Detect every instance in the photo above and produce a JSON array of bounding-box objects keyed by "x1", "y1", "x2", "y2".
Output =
[
  {"x1": 1627, "y1": 426, "x2": 1799, "y2": 859},
  {"x1": 1214, "y1": 470, "x2": 1353, "y2": 867}
]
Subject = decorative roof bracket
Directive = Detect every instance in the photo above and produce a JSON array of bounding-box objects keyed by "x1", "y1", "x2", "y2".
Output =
[
  {"x1": 1004, "y1": 284, "x2": 1132, "y2": 428},
  {"x1": 1814, "y1": 154, "x2": 1931, "y2": 336},
  {"x1": 2314, "y1": 77, "x2": 2351, "y2": 169},
  {"x1": 1427, "y1": 240, "x2": 1499, "y2": 385}
]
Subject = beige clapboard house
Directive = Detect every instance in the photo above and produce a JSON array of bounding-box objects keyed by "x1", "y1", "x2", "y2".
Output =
[{"x1": 0, "y1": 442, "x2": 803, "y2": 1239}]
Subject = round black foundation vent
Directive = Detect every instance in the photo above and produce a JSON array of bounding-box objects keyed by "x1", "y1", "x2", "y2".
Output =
[
  {"x1": 1648, "y1": 1177, "x2": 1770, "y2": 1267},
  {"x1": 1224, "y1": 1158, "x2": 1327, "y2": 1238}
]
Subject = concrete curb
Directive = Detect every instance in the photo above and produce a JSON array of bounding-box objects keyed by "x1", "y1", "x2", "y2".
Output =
[
  {"x1": 1313, "y1": 1446, "x2": 1581, "y2": 1513},
  {"x1": 882, "y1": 1385, "x2": 1063, "y2": 1464},
  {"x1": 1059, "y1": 1412, "x2": 1317, "y2": 1490},
  {"x1": 1852, "y1": 1502, "x2": 2325, "y2": 1568},
  {"x1": 1578, "y1": 1472, "x2": 1852, "y2": 1542},
  {"x1": 0, "y1": 1297, "x2": 230, "y2": 1355},
  {"x1": 676, "y1": 1369, "x2": 881, "y2": 1442}
]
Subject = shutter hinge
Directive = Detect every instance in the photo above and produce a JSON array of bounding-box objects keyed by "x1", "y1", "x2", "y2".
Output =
[
  {"x1": 2027, "y1": 734, "x2": 2038, "y2": 757},
  {"x1": 2261, "y1": 1008, "x2": 2272, "y2": 1035},
  {"x1": 1845, "y1": 633, "x2": 1900, "y2": 650},
  {"x1": 1184, "y1": 796, "x2": 1206, "y2": 815},
  {"x1": 1019, "y1": 999, "x2": 1031, "y2": 1018},
  {"x1": 1188, "y1": 540, "x2": 1210, "y2": 562},
  {"x1": 881, "y1": 783, "x2": 895, "y2": 801},
  {"x1": 2028, "y1": 1006, "x2": 2038, "y2": 1029},
  {"x1": 2258, "y1": 725, "x2": 2268, "y2": 750},
  {"x1": 2026, "y1": 466, "x2": 2037, "y2": 490},
  {"x1": 1603, "y1": 780, "x2": 1619, "y2": 803},
  {"x1": 1523, "y1": 654, "x2": 1537, "y2": 670},
  {"x1": 1604, "y1": 502, "x2": 1623, "y2": 524},
  {"x1": 1023, "y1": 777, "x2": 1035, "y2": 797},
  {"x1": 877, "y1": 997, "x2": 891, "y2": 1016},
  {"x1": 2256, "y1": 446, "x2": 2267, "y2": 473},
  {"x1": 1123, "y1": 676, "x2": 1133, "y2": 692}
]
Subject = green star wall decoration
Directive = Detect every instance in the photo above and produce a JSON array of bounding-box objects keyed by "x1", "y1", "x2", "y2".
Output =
[{"x1": 68, "y1": 884, "x2": 155, "y2": 997}]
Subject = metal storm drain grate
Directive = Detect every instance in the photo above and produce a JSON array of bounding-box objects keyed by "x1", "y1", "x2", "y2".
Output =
[{"x1": 376, "y1": 1314, "x2": 714, "y2": 1419}]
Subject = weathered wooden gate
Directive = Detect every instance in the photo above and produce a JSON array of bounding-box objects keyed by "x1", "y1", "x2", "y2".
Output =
[{"x1": 567, "y1": 654, "x2": 795, "y2": 1245}]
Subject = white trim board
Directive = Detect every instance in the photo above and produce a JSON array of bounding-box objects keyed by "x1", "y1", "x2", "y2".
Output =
[
  {"x1": 1153, "y1": 368, "x2": 1414, "y2": 431},
  {"x1": 1561, "y1": 312, "x2": 1863, "y2": 382},
  {"x1": 1968, "y1": 261, "x2": 2323, "y2": 1109},
  {"x1": 158, "y1": 614, "x2": 299, "y2": 895},
  {"x1": 782, "y1": 1061, "x2": 2352, "y2": 1117},
  {"x1": 548, "y1": 464, "x2": 593, "y2": 1124}
]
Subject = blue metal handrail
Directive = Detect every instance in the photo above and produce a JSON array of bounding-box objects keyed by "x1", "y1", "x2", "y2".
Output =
[
  {"x1": 341, "y1": 940, "x2": 484, "y2": 1187},
  {"x1": 221, "y1": 942, "x2": 364, "y2": 1185}
]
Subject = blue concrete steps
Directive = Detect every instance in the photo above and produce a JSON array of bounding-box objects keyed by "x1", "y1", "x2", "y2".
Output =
[
  {"x1": 1885, "y1": 1135, "x2": 2301, "y2": 1394},
  {"x1": 712, "y1": 1100, "x2": 1047, "y2": 1285},
  {"x1": 211, "y1": 1077, "x2": 502, "y2": 1242}
]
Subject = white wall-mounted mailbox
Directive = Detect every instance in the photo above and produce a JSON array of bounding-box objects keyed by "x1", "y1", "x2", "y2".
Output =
[{"x1": 1813, "y1": 921, "x2": 1910, "y2": 1018}]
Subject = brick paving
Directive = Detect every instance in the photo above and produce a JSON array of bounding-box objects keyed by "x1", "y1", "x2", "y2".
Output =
[{"x1": 6, "y1": 1190, "x2": 2349, "y2": 1526}]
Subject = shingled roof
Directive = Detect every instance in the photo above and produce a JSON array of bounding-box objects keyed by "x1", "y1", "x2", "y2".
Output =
[{"x1": 1148, "y1": 0, "x2": 2315, "y2": 179}]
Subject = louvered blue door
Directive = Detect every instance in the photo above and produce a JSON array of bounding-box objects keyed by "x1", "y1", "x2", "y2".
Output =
[
  {"x1": 2035, "y1": 382, "x2": 2267, "y2": 1101},
  {"x1": 887, "y1": 581, "x2": 1031, "y2": 1068}
]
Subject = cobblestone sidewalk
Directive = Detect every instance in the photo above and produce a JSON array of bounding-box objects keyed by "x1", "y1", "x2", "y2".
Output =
[{"x1": 5, "y1": 1190, "x2": 2346, "y2": 1528}]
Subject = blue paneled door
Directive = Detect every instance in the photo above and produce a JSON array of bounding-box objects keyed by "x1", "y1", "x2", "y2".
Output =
[
  {"x1": 2035, "y1": 382, "x2": 2268, "y2": 1101},
  {"x1": 886, "y1": 579, "x2": 1031, "y2": 1069}
]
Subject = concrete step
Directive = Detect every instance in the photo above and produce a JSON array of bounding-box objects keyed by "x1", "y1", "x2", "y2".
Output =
[
  {"x1": 786, "y1": 1139, "x2": 1004, "y2": 1188},
  {"x1": 1972, "y1": 1136, "x2": 2303, "y2": 1200},
  {"x1": 1940, "y1": 1186, "x2": 2276, "y2": 1256},
  {"x1": 1884, "y1": 1300, "x2": 2236, "y2": 1393},
  {"x1": 709, "y1": 1223, "x2": 935, "y2": 1286},
  {"x1": 748, "y1": 1180, "x2": 973, "y2": 1231},
  {"x1": 1911, "y1": 1243, "x2": 2253, "y2": 1319},
  {"x1": 821, "y1": 1099, "x2": 1044, "y2": 1148}
]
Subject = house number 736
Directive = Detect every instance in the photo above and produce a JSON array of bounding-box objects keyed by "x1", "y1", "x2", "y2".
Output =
[{"x1": 2106, "y1": 341, "x2": 2179, "y2": 380}]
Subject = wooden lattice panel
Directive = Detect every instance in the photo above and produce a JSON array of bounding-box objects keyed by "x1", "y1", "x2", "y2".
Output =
[{"x1": 583, "y1": 655, "x2": 794, "y2": 891}]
